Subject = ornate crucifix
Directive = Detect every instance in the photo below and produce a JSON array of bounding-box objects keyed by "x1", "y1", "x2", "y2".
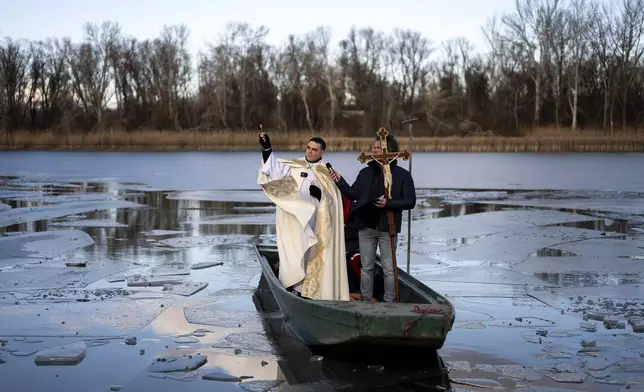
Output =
[{"x1": 357, "y1": 127, "x2": 411, "y2": 303}]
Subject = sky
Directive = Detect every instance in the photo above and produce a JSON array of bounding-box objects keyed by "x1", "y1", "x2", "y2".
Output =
[{"x1": 1, "y1": 0, "x2": 517, "y2": 59}]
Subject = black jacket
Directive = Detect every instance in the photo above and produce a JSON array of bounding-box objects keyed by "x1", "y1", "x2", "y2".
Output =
[{"x1": 336, "y1": 160, "x2": 416, "y2": 233}]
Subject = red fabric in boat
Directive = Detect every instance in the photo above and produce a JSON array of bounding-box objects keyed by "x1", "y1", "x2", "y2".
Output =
[
  {"x1": 343, "y1": 195, "x2": 360, "y2": 277},
  {"x1": 349, "y1": 253, "x2": 361, "y2": 277}
]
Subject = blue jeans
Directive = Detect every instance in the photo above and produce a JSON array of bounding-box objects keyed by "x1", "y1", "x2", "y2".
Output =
[{"x1": 358, "y1": 228, "x2": 397, "y2": 302}]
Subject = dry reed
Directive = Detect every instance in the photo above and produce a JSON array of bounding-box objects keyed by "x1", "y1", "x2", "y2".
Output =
[{"x1": 2, "y1": 128, "x2": 644, "y2": 153}]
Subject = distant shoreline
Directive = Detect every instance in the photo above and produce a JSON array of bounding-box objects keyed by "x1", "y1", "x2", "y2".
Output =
[{"x1": 1, "y1": 130, "x2": 644, "y2": 153}]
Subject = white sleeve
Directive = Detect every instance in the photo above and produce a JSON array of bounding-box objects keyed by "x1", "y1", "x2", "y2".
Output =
[{"x1": 260, "y1": 150, "x2": 290, "y2": 180}]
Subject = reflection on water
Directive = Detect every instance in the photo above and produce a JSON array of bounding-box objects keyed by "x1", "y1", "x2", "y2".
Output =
[
  {"x1": 0, "y1": 181, "x2": 276, "y2": 266},
  {"x1": 533, "y1": 272, "x2": 642, "y2": 287},
  {"x1": 1, "y1": 180, "x2": 274, "y2": 235},
  {"x1": 412, "y1": 201, "x2": 507, "y2": 220},
  {"x1": 551, "y1": 218, "x2": 631, "y2": 234},
  {"x1": 3, "y1": 178, "x2": 630, "y2": 238},
  {"x1": 533, "y1": 248, "x2": 578, "y2": 257}
]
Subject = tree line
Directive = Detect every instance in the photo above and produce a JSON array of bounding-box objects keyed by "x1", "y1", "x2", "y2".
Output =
[{"x1": 1, "y1": 0, "x2": 643, "y2": 137}]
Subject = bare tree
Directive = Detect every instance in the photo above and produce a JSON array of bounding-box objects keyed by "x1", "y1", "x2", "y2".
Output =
[
  {"x1": 0, "y1": 38, "x2": 31, "y2": 130},
  {"x1": 66, "y1": 21, "x2": 120, "y2": 129},
  {"x1": 566, "y1": 0, "x2": 591, "y2": 130},
  {"x1": 6, "y1": 6, "x2": 644, "y2": 137},
  {"x1": 394, "y1": 29, "x2": 433, "y2": 115},
  {"x1": 611, "y1": 0, "x2": 644, "y2": 129}
]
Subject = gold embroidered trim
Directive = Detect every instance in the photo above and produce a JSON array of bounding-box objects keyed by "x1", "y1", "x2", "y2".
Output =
[
  {"x1": 292, "y1": 158, "x2": 308, "y2": 167},
  {"x1": 261, "y1": 176, "x2": 298, "y2": 198},
  {"x1": 301, "y1": 165, "x2": 335, "y2": 299}
]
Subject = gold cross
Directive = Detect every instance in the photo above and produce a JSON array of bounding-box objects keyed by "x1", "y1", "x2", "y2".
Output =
[{"x1": 357, "y1": 127, "x2": 411, "y2": 164}]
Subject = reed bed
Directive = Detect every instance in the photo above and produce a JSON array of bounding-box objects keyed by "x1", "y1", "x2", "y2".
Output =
[{"x1": 2, "y1": 128, "x2": 644, "y2": 153}]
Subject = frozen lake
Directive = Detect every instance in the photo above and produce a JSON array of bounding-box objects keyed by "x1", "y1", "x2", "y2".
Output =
[
  {"x1": 0, "y1": 151, "x2": 643, "y2": 391},
  {"x1": 2, "y1": 150, "x2": 644, "y2": 191}
]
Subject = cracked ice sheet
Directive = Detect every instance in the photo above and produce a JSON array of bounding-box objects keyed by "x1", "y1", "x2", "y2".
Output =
[
  {"x1": 403, "y1": 209, "x2": 598, "y2": 244},
  {"x1": 121, "y1": 349, "x2": 279, "y2": 391},
  {"x1": 448, "y1": 295, "x2": 558, "y2": 322},
  {"x1": 184, "y1": 299, "x2": 264, "y2": 330},
  {"x1": 0, "y1": 259, "x2": 140, "y2": 290},
  {"x1": 0, "y1": 297, "x2": 172, "y2": 335},
  {"x1": 443, "y1": 300, "x2": 589, "y2": 365},
  {"x1": 546, "y1": 237, "x2": 644, "y2": 258},
  {"x1": 0, "y1": 199, "x2": 146, "y2": 228},
  {"x1": 157, "y1": 234, "x2": 255, "y2": 249},
  {"x1": 0, "y1": 229, "x2": 94, "y2": 261},
  {"x1": 144, "y1": 229, "x2": 186, "y2": 236},
  {"x1": 166, "y1": 190, "x2": 269, "y2": 203},
  {"x1": 531, "y1": 283, "x2": 644, "y2": 304},
  {"x1": 418, "y1": 189, "x2": 509, "y2": 202},
  {"x1": 192, "y1": 214, "x2": 275, "y2": 226},
  {"x1": 49, "y1": 219, "x2": 128, "y2": 228},
  {"x1": 0, "y1": 189, "x2": 49, "y2": 199},
  {"x1": 475, "y1": 197, "x2": 644, "y2": 216},
  {"x1": 514, "y1": 256, "x2": 644, "y2": 276},
  {"x1": 5, "y1": 192, "x2": 121, "y2": 204},
  {"x1": 2, "y1": 179, "x2": 82, "y2": 188},
  {"x1": 431, "y1": 226, "x2": 623, "y2": 267},
  {"x1": 416, "y1": 266, "x2": 555, "y2": 287}
]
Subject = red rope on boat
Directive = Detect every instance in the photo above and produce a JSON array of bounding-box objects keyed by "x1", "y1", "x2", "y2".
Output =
[
  {"x1": 411, "y1": 305, "x2": 446, "y2": 315},
  {"x1": 404, "y1": 305, "x2": 448, "y2": 336}
]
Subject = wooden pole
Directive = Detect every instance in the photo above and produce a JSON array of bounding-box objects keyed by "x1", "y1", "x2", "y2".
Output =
[
  {"x1": 401, "y1": 117, "x2": 418, "y2": 274},
  {"x1": 385, "y1": 199, "x2": 400, "y2": 303}
]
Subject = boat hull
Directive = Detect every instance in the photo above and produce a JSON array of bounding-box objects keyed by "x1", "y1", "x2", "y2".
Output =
[{"x1": 254, "y1": 244, "x2": 455, "y2": 349}]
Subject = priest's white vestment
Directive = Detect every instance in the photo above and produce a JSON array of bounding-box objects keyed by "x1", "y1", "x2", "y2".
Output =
[{"x1": 257, "y1": 152, "x2": 350, "y2": 301}]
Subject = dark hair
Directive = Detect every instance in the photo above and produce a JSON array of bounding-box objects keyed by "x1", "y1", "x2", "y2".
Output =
[
  {"x1": 308, "y1": 137, "x2": 326, "y2": 151},
  {"x1": 375, "y1": 134, "x2": 399, "y2": 152}
]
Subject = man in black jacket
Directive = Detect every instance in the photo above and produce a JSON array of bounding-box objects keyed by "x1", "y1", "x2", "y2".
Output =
[{"x1": 330, "y1": 133, "x2": 416, "y2": 302}]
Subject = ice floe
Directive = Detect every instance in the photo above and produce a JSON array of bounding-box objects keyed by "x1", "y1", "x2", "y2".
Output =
[
  {"x1": 126, "y1": 274, "x2": 183, "y2": 287},
  {"x1": 0, "y1": 199, "x2": 145, "y2": 228},
  {"x1": 144, "y1": 229, "x2": 186, "y2": 236},
  {"x1": 6, "y1": 193, "x2": 120, "y2": 204},
  {"x1": 50, "y1": 219, "x2": 128, "y2": 228},
  {"x1": 431, "y1": 226, "x2": 623, "y2": 266},
  {"x1": 157, "y1": 234, "x2": 254, "y2": 248},
  {"x1": 166, "y1": 190, "x2": 269, "y2": 203},
  {"x1": 191, "y1": 261, "x2": 223, "y2": 270},
  {"x1": 0, "y1": 229, "x2": 94, "y2": 260},
  {"x1": 147, "y1": 353, "x2": 207, "y2": 372},
  {"x1": 33, "y1": 341, "x2": 87, "y2": 366},
  {"x1": 163, "y1": 282, "x2": 209, "y2": 296},
  {"x1": 192, "y1": 214, "x2": 275, "y2": 226}
]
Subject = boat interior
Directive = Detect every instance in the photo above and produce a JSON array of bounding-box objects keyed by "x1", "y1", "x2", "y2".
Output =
[{"x1": 257, "y1": 243, "x2": 442, "y2": 305}]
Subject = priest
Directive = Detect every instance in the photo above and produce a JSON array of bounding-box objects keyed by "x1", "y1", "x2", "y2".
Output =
[{"x1": 256, "y1": 128, "x2": 350, "y2": 301}]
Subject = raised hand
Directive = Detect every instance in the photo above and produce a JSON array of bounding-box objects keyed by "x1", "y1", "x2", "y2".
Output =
[
  {"x1": 330, "y1": 171, "x2": 341, "y2": 182},
  {"x1": 259, "y1": 125, "x2": 271, "y2": 149}
]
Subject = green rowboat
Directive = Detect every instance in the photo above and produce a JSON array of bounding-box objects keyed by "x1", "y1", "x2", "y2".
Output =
[{"x1": 254, "y1": 243, "x2": 455, "y2": 349}]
